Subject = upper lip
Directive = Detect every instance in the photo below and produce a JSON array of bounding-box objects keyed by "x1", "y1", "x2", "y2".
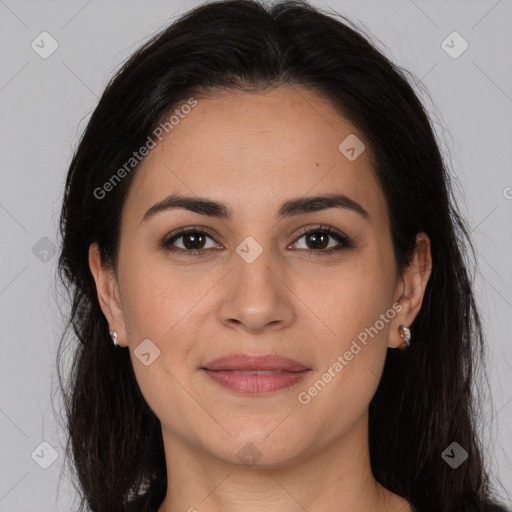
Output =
[{"x1": 202, "y1": 353, "x2": 309, "y2": 372}]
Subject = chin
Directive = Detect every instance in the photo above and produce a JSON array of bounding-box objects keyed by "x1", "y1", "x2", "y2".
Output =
[{"x1": 205, "y1": 428, "x2": 308, "y2": 469}]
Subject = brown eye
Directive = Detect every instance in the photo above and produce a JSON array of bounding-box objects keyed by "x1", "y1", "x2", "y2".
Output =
[
  {"x1": 161, "y1": 224, "x2": 354, "y2": 257},
  {"x1": 180, "y1": 231, "x2": 207, "y2": 250},
  {"x1": 290, "y1": 225, "x2": 354, "y2": 256},
  {"x1": 304, "y1": 231, "x2": 329, "y2": 250},
  {"x1": 162, "y1": 228, "x2": 219, "y2": 255}
]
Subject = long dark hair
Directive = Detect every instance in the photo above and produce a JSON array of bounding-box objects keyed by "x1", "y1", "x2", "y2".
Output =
[{"x1": 55, "y1": 1, "x2": 508, "y2": 510}]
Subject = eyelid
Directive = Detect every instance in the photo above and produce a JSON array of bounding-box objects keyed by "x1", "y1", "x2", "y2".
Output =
[{"x1": 161, "y1": 225, "x2": 220, "y2": 250}]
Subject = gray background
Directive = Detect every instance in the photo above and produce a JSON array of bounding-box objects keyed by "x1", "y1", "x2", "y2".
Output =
[{"x1": 0, "y1": 0, "x2": 511, "y2": 510}]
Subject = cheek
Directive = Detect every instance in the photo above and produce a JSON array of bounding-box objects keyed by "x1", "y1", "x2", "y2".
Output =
[
  {"x1": 119, "y1": 253, "x2": 205, "y2": 343},
  {"x1": 293, "y1": 246, "x2": 395, "y2": 412},
  {"x1": 121, "y1": 268, "x2": 206, "y2": 431},
  {"x1": 296, "y1": 306, "x2": 390, "y2": 442},
  {"x1": 119, "y1": 257, "x2": 211, "y2": 396},
  {"x1": 294, "y1": 244, "x2": 395, "y2": 347}
]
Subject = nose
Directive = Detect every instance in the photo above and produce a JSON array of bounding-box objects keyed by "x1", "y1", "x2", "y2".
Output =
[{"x1": 217, "y1": 244, "x2": 295, "y2": 334}]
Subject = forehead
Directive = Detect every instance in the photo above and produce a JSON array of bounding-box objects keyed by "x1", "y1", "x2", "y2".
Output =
[{"x1": 122, "y1": 86, "x2": 388, "y2": 229}]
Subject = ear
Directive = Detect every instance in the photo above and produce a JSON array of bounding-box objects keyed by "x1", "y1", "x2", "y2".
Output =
[
  {"x1": 88, "y1": 243, "x2": 127, "y2": 347},
  {"x1": 388, "y1": 232, "x2": 432, "y2": 348}
]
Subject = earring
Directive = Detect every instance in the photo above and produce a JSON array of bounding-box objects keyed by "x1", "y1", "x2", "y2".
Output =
[
  {"x1": 109, "y1": 330, "x2": 118, "y2": 347},
  {"x1": 398, "y1": 324, "x2": 411, "y2": 350}
]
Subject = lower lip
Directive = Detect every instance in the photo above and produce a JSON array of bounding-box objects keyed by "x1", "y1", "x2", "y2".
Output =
[{"x1": 202, "y1": 369, "x2": 309, "y2": 395}]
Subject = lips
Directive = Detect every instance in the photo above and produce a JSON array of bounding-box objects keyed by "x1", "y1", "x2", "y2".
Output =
[
  {"x1": 203, "y1": 353, "x2": 309, "y2": 372},
  {"x1": 201, "y1": 354, "x2": 310, "y2": 395}
]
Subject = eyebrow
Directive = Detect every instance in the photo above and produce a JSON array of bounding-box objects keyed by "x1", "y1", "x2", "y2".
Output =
[{"x1": 140, "y1": 193, "x2": 370, "y2": 225}]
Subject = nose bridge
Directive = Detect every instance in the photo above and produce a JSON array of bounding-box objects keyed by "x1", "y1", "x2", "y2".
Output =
[
  {"x1": 233, "y1": 233, "x2": 279, "y2": 299},
  {"x1": 217, "y1": 232, "x2": 293, "y2": 331}
]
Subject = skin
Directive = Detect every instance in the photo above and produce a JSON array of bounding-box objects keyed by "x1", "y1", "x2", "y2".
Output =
[{"x1": 89, "y1": 85, "x2": 432, "y2": 512}]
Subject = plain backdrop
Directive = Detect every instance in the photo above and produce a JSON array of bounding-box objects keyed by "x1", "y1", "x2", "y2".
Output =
[{"x1": 0, "y1": 0, "x2": 511, "y2": 510}]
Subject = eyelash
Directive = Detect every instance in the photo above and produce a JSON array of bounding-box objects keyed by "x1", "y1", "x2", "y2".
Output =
[{"x1": 160, "y1": 224, "x2": 355, "y2": 257}]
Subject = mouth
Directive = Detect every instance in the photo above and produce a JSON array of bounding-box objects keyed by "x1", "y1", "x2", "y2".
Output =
[
  {"x1": 220, "y1": 370, "x2": 295, "y2": 375},
  {"x1": 201, "y1": 353, "x2": 310, "y2": 395}
]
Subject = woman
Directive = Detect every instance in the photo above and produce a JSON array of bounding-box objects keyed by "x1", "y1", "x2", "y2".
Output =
[{"x1": 56, "y1": 0, "x2": 509, "y2": 510}]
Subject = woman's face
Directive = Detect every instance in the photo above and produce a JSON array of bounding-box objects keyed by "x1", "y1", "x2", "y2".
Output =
[{"x1": 90, "y1": 85, "x2": 430, "y2": 468}]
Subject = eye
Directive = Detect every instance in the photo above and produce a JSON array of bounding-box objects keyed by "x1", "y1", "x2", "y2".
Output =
[
  {"x1": 161, "y1": 227, "x2": 220, "y2": 256},
  {"x1": 289, "y1": 224, "x2": 354, "y2": 256},
  {"x1": 161, "y1": 224, "x2": 354, "y2": 257}
]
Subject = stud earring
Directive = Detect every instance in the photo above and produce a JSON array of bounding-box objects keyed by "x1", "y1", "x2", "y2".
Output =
[
  {"x1": 109, "y1": 330, "x2": 118, "y2": 347},
  {"x1": 398, "y1": 324, "x2": 411, "y2": 350}
]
